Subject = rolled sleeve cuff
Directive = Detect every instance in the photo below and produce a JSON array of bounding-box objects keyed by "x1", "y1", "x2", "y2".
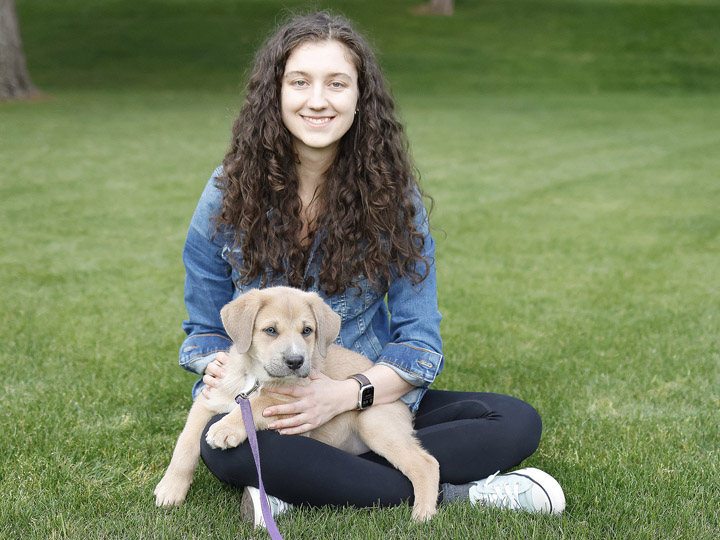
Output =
[
  {"x1": 375, "y1": 343, "x2": 444, "y2": 412},
  {"x1": 179, "y1": 333, "x2": 232, "y2": 374}
]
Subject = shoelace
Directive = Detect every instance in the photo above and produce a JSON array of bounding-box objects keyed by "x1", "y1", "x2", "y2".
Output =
[{"x1": 474, "y1": 471, "x2": 523, "y2": 510}]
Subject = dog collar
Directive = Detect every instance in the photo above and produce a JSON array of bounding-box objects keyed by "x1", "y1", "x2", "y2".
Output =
[{"x1": 235, "y1": 377, "x2": 261, "y2": 402}]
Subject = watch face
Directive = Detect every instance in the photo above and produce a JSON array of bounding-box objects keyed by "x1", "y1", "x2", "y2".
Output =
[{"x1": 360, "y1": 386, "x2": 374, "y2": 408}]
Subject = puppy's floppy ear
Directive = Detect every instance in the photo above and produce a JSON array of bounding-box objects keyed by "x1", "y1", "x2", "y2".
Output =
[
  {"x1": 220, "y1": 290, "x2": 262, "y2": 354},
  {"x1": 309, "y1": 294, "x2": 341, "y2": 358}
]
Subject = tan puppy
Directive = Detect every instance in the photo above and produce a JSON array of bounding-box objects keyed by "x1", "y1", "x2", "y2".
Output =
[{"x1": 154, "y1": 286, "x2": 440, "y2": 521}]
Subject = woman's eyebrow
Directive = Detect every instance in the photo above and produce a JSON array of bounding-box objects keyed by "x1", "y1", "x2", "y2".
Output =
[
  {"x1": 328, "y1": 72, "x2": 354, "y2": 81},
  {"x1": 284, "y1": 70, "x2": 354, "y2": 80},
  {"x1": 284, "y1": 70, "x2": 308, "y2": 79}
]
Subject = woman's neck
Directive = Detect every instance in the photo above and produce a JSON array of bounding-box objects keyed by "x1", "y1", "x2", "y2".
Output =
[
  {"x1": 295, "y1": 145, "x2": 335, "y2": 242},
  {"x1": 295, "y1": 144, "x2": 335, "y2": 210}
]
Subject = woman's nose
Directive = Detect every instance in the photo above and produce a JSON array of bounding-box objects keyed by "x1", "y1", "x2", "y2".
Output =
[{"x1": 307, "y1": 87, "x2": 328, "y2": 109}]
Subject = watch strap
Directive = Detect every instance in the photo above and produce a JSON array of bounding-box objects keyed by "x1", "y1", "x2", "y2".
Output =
[{"x1": 349, "y1": 373, "x2": 372, "y2": 388}]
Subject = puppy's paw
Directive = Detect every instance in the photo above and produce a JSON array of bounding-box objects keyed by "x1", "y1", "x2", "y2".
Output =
[
  {"x1": 411, "y1": 502, "x2": 437, "y2": 522},
  {"x1": 154, "y1": 475, "x2": 190, "y2": 507},
  {"x1": 205, "y1": 421, "x2": 247, "y2": 450}
]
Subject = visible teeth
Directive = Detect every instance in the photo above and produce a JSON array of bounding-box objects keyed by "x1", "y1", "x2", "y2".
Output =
[{"x1": 304, "y1": 117, "x2": 331, "y2": 125}]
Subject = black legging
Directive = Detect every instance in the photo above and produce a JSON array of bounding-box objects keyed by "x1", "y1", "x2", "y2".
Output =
[{"x1": 200, "y1": 390, "x2": 542, "y2": 507}]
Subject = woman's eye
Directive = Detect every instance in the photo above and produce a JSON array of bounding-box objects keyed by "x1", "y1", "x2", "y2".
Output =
[
  {"x1": 264, "y1": 327, "x2": 278, "y2": 336},
  {"x1": 292, "y1": 80, "x2": 308, "y2": 87},
  {"x1": 301, "y1": 327, "x2": 313, "y2": 337},
  {"x1": 329, "y1": 81, "x2": 345, "y2": 89}
]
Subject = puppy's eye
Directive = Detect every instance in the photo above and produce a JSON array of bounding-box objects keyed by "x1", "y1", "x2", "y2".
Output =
[
  {"x1": 301, "y1": 327, "x2": 313, "y2": 337},
  {"x1": 264, "y1": 327, "x2": 278, "y2": 336}
]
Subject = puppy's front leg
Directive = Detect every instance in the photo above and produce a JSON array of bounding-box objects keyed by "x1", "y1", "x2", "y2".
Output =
[
  {"x1": 205, "y1": 395, "x2": 277, "y2": 449},
  {"x1": 205, "y1": 405, "x2": 249, "y2": 449},
  {"x1": 155, "y1": 399, "x2": 214, "y2": 507}
]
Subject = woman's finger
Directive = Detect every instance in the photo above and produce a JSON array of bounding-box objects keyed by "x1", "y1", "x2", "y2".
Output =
[
  {"x1": 205, "y1": 358, "x2": 226, "y2": 377},
  {"x1": 277, "y1": 423, "x2": 314, "y2": 436},
  {"x1": 268, "y1": 412, "x2": 313, "y2": 432},
  {"x1": 264, "y1": 401, "x2": 301, "y2": 418}
]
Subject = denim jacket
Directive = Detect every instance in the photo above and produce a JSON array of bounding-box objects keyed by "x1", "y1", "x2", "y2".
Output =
[{"x1": 179, "y1": 167, "x2": 444, "y2": 411}]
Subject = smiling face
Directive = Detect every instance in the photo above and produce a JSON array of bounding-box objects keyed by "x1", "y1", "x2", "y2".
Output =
[{"x1": 280, "y1": 40, "x2": 360, "y2": 160}]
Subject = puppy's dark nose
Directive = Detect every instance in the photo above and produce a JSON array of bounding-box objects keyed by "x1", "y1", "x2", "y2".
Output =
[{"x1": 285, "y1": 355, "x2": 304, "y2": 370}]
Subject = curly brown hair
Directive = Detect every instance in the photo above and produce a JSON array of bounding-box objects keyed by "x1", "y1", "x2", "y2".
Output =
[{"x1": 215, "y1": 11, "x2": 432, "y2": 297}]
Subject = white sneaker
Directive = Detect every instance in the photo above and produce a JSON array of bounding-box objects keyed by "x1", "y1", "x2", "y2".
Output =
[
  {"x1": 469, "y1": 468, "x2": 566, "y2": 515},
  {"x1": 240, "y1": 486, "x2": 294, "y2": 529}
]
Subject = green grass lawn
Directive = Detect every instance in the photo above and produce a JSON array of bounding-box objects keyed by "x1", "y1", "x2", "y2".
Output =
[{"x1": 1, "y1": 0, "x2": 719, "y2": 538}]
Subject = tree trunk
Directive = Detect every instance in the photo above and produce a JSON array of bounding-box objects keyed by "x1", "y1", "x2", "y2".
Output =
[
  {"x1": 412, "y1": 0, "x2": 454, "y2": 16},
  {"x1": 0, "y1": 0, "x2": 39, "y2": 101}
]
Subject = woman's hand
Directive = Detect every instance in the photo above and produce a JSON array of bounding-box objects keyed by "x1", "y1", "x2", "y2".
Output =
[
  {"x1": 262, "y1": 369, "x2": 357, "y2": 436},
  {"x1": 201, "y1": 352, "x2": 229, "y2": 398}
]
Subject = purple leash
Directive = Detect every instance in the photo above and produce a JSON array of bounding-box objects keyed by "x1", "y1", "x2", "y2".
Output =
[{"x1": 236, "y1": 393, "x2": 285, "y2": 540}]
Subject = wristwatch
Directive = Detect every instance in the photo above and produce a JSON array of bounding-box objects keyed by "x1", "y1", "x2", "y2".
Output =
[{"x1": 349, "y1": 373, "x2": 374, "y2": 410}]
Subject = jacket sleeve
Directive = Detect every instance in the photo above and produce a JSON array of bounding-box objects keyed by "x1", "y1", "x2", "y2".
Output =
[
  {"x1": 375, "y1": 199, "x2": 444, "y2": 411},
  {"x1": 179, "y1": 169, "x2": 235, "y2": 398}
]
